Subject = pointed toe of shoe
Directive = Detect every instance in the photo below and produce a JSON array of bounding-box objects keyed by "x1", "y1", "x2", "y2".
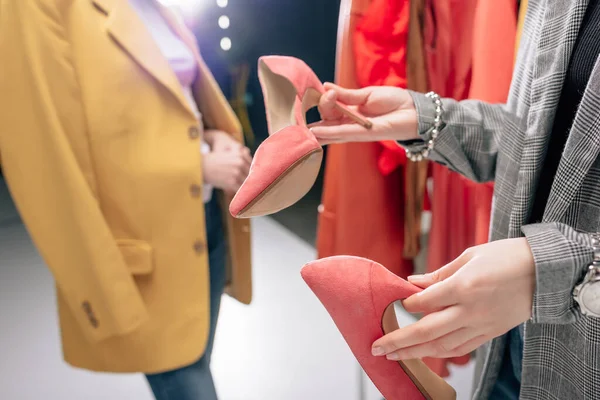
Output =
[
  {"x1": 228, "y1": 193, "x2": 244, "y2": 218},
  {"x1": 229, "y1": 126, "x2": 322, "y2": 219},
  {"x1": 299, "y1": 260, "x2": 326, "y2": 287}
]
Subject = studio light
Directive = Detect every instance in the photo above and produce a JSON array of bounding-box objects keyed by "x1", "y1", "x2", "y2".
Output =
[
  {"x1": 157, "y1": 0, "x2": 233, "y2": 53},
  {"x1": 220, "y1": 37, "x2": 232, "y2": 51},
  {"x1": 218, "y1": 15, "x2": 230, "y2": 29}
]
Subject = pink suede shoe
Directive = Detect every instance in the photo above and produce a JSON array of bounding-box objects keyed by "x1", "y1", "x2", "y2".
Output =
[
  {"x1": 301, "y1": 256, "x2": 456, "y2": 400},
  {"x1": 229, "y1": 56, "x2": 371, "y2": 218}
]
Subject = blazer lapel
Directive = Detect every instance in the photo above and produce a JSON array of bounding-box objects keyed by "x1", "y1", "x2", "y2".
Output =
[
  {"x1": 91, "y1": 0, "x2": 196, "y2": 119},
  {"x1": 508, "y1": 0, "x2": 589, "y2": 234},
  {"x1": 543, "y1": 58, "x2": 600, "y2": 222}
]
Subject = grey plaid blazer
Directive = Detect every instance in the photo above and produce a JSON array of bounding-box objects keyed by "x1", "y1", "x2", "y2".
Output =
[{"x1": 405, "y1": 0, "x2": 600, "y2": 398}]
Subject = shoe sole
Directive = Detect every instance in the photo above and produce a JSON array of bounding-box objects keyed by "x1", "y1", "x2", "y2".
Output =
[{"x1": 235, "y1": 147, "x2": 323, "y2": 218}]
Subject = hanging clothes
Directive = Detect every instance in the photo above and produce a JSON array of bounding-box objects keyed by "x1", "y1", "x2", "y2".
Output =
[
  {"x1": 421, "y1": 0, "x2": 519, "y2": 378},
  {"x1": 423, "y1": 0, "x2": 477, "y2": 339},
  {"x1": 465, "y1": 0, "x2": 518, "y2": 245},
  {"x1": 404, "y1": 0, "x2": 431, "y2": 258},
  {"x1": 419, "y1": 0, "x2": 478, "y2": 378},
  {"x1": 353, "y1": 0, "x2": 428, "y2": 259},
  {"x1": 424, "y1": 0, "x2": 478, "y2": 282},
  {"x1": 316, "y1": 0, "x2": 413, "y2": 278},
  {"x1": 353, "y1": 0, "x2": 410, "y2": 90},
  {"x1": 422, "y1": 0, "x2": 483, "y2": 267}
]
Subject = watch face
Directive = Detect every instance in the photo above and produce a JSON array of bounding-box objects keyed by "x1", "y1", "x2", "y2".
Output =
[{"x1": 581, "y1": 283, "x2": 600, "y2": 315}]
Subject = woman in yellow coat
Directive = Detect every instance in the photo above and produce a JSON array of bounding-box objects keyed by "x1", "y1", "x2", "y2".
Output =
[{"x1": 0, "y1": 0, "x2": 252, "y2": 398}]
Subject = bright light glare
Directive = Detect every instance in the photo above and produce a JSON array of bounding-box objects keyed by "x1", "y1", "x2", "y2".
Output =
[
  {"x1": 217, "y1": 0, "x2": 228, "y2": 7},
  {"x1": 157, "y1": 0, "x2": 209, "y2": 17},
  {"x1": 218, "y1": 15, "x2": 230, "y2": 29},
  {"x1": 220, "y1": 37, "x2": 232, "y2": 51}
]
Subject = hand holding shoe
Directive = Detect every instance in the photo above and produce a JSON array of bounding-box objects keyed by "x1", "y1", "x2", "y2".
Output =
[
  {"x1": 310, "y1": 83, "x2": 420, "y2": 145},
  {"x1": 371, "y1": 238, "x2": 536, "y2": 361}
]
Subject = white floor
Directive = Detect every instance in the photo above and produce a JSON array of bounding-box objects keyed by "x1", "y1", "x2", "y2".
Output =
[{"x1": 0, "y1": 191, "x2": 474, "y2": 399}]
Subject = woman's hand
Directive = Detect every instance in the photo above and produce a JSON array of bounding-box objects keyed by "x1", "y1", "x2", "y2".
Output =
[
  {"x1": 310, "y1": 83, "x2": 420, "y2": 145},
  {"x1": 203, "y1": 147, "x2": 252, "y2": 194},
  {"x1": 371, "y1": 238, "x2": 536, "y2": 361},
  {"x1": 204, "y1": 129, "x2": 244, "y2": 153}
]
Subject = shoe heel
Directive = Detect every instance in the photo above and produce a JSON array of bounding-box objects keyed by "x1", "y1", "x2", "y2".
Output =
[
  {"x1": 259, "y1": 56, "x2": 372, "y2": 129},
  {"x1": 230, "y1": 56, "x2": 370, "y2": 219}
]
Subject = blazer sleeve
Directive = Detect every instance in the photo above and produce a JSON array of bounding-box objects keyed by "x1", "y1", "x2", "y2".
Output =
[
  {"x1": 0, "y1": 0, "x2": 148, "y2": 342},
  {"x1": 522, "y1": 223, "x2": 595, "y2": 325},
  {"x1": 401, "y1": 91, "x2": 515, "y2": 183}
]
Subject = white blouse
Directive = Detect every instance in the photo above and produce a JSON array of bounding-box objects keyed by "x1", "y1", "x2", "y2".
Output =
[{"x1": 128, "y1": 0, "x2": 213, "y2": 203}]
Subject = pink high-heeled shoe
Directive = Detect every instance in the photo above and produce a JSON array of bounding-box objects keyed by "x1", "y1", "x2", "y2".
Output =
[
  {"x1": 229, "y1": 56, "x2": 371, "y2": 218},
  {"x1": 301, "y1": 256, "x2": 456, "y2": 400}
]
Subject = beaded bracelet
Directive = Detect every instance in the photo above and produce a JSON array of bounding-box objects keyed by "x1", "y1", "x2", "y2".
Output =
[{"x1": 406, "y1": 91, "x2": 445, "y2": 162}]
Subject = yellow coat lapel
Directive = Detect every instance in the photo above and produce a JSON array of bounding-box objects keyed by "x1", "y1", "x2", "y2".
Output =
[{"x1": 91, "y1": 0, "x2": 197, "y2": 119}]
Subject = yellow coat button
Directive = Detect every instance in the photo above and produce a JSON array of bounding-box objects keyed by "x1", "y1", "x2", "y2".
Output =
[
  {"x1": 188, "y1": 126, "x2": 200, "y2": 140},
  {"x1": 193, "y1": 240, "x2": 206, "y2": 254},
  {"x1": 190, "y1": 184, "x2": 202, "y2": 198}
]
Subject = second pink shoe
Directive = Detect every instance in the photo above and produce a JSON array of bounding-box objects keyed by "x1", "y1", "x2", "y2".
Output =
[
  {"x1": 229, "y1": 56, "x2": 371, "y2": 218},
  {"x1": 301, "y1": 256, "x2": 456, "y2": 400}
]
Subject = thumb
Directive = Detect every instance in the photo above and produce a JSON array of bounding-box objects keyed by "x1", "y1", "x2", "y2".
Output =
[
  {"x1": 408, "y1": 251, "x2": 472, "y2": 288},
  {"x1": 323, "y1": 83, "x2": 372, "y2": 106}
]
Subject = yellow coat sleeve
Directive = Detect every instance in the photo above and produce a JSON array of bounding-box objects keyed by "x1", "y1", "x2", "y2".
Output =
[{"x1": 0, "y1": 0, "x2": 148, "y2": 342}]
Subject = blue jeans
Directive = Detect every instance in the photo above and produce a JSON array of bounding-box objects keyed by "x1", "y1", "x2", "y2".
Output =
[
  {"x1": 488, "y1": 325, "x2": 524, "y2": 400},
  {"x1": 145, "y1": 197, "x2": 226, "y2": 400}
]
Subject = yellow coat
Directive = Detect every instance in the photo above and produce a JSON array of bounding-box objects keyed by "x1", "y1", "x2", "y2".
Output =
[{"x1": 0, "y1": 0, "x2": 252, "y2": 373}]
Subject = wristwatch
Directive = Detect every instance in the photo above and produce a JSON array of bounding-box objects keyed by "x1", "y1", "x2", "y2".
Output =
[{"x1": 573, "y1": 234, "x2": 600, "y2": 317}]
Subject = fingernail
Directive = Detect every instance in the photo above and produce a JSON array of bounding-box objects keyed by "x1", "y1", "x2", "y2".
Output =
[
  {"x1": 408, "y1": 275, "x2": 428, "y2": 286},
  {"x1": 372, "y1": 347, "x2": 385, "y2": 356},
  {"x1": 386, "y1": 353, "x2": 400, "y2": 361}
]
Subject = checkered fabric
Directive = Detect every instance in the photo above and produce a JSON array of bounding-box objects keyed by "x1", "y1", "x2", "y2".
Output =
[{"x1": 405, "y1": 0, "x2": 600, "y2": 398}]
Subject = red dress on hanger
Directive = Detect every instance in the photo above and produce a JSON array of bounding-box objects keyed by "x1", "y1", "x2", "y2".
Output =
[
  {"x1": 317, "y1": 0, "x2": 414, "y2": 279},
  {"x1": 354, "y1": 0, "x2": 432, "y2": 261},
  {"x1": 354, "y1": 0, "x2": 467, "y2": 377},
  {"x1": 353, "y1": 0, "x2": 411, "y2": 174}
]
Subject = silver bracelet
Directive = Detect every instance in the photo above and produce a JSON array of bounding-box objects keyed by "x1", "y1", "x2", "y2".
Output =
[{"x1": 406, "y1": 92, "x2": 444, "y2": 162}]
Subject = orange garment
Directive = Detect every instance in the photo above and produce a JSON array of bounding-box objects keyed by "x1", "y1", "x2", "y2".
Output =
[
  {"x1": 420, "y1": 0, "x2": 518, "y2": 377},
  {"x1": 354, "y1": 0, "x2": 416, "y2": 183},
  {"x1": 424, "y1": 0, "x2": 478, "y2": 276},
  {"x1": 354, "y1": 0, "x2": 410, "y2": 91},
  {"x1": 354, "y1": 0, "x2": 410, "y2": 177},
  {"x1": 419, "y1": 0, "x2": 477, "y2": 377},
  {"x1": 421, "y1": 0, "x2": 477, "y2": 319},
  {"x1": 317, "y1": 0, "x2": 413, "y2": 278},
  {"x1": 404, "y1": 0, "x2": 431, "y2": 256},
  {"x1": 353, "y1": 0, "x2": 430, "y2": 258},
  {"x1": 466, "y1": 0, "x2": 518, "y2": 245}
]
